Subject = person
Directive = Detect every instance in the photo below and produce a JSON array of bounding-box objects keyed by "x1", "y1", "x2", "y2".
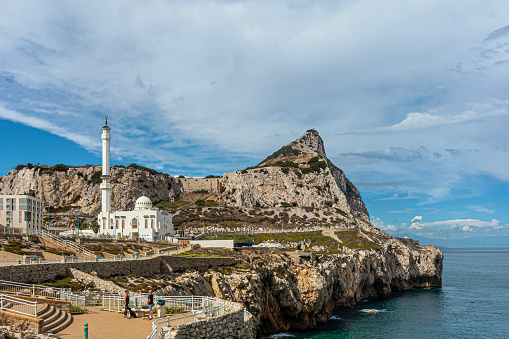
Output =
[
  {"x1": 124, "y1": 289, "x2": 131, "y2": 319},
  {"x1": 147, "y1": 290, "x2": 154, "y2": 319}
]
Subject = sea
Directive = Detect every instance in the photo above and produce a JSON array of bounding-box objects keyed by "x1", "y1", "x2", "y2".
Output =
[{"x1": 270, "y1": 248, "x2": 509, "y2": 339}]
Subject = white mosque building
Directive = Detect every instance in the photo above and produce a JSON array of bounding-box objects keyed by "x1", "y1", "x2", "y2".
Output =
[{"x1": 97, "y1": 118, "x2": 175, "y2": 241}]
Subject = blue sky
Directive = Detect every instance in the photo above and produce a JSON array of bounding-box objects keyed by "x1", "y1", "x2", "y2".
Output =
[{"x1": 0, "y1": 0, "x2": 508, "y2": 244}]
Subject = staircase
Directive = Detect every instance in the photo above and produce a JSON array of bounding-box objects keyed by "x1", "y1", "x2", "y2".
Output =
[
  {"x1": 37, "y1": 303, "x2": 73, "y2": 334},
  {"x1": 38, "y1": 230, "x2": 94, "y2": 258}
]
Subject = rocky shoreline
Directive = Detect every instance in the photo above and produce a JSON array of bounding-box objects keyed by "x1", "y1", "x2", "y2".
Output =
[{"x1": 157, "y1": 236, "x2": 443, "y2": 337}]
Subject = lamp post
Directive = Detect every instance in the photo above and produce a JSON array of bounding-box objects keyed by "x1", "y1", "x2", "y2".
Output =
[
  {"x1": 46, "y1": 206, "x2": 50, "y2": 232},
  {"x1": 75, "y1": 203, "x2": 80, "y2": 239},
  {"x1": 113, "y1": 212, "x2": 116, "y2": 241},
  {"x1": 24, "y1": 191, "x2": 28, "y2": 236},
  {"x1": 136, "y1": 217, "x2": 140, "y2": 242}
]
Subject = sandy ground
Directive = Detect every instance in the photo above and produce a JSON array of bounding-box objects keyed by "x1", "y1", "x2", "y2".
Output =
[{"x1": 56, "y1": 306, "x2": 155, "y2": 339}]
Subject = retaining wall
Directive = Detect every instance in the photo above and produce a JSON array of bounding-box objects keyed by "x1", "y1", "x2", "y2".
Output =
[
  {"x1": 167, "y1": 300, "x2": 255, "y2": 339},
  {"x1": 0, "y1": 256, "x2": 239, "y2": 283}
]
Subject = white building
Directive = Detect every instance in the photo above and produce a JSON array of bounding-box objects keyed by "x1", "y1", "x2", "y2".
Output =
[
  {"x1": 0, "y1": 194, "x2": 43, "y2": 234},
  {"x1": 97, "y1": 117, "x2": 174, "y2": 241}
]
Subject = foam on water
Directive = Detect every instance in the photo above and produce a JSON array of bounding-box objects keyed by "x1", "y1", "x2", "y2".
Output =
[{"x1": 359, "y1": 309, "x2": 387, "y2": 314}]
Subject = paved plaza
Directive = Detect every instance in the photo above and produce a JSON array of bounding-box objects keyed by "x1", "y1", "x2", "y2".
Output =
[{"x1": 56, "y1": 306, "x2": 154, "y2": 339}]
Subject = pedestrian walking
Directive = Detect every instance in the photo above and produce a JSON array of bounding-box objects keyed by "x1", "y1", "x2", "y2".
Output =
[
  {"x1": 147, "y1": 290, "x2": 154, "y2": 319},
  {"x1": 124, "y1": 289, "x2": 131, "y2": 319}
]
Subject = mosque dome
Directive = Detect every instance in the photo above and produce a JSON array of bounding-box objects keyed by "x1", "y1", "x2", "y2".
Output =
[{"x1": 134, "y1": 195, "x2": 153, "y2": 211}]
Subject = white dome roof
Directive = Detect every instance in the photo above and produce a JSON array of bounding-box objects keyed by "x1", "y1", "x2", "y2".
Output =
[{"x1": 134, "y1": 195, "x2": 153, "y2": 211}]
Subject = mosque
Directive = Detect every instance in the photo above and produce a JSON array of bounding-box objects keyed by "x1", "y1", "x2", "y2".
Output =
[{"x1": 97, "y1": 118, "x2": 175, "y2": 241}]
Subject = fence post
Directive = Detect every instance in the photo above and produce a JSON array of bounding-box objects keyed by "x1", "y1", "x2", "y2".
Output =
[
  {"x1": 32, "y1": 284, "x2": 35, "y2": 297},
  {"x1": 84, "y1": 323, "x2": 88, "y2": 339}
]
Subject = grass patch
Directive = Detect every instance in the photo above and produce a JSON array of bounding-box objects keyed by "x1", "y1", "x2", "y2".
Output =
[{"x1": 335, "y1": 230, "x2": 381, "y2": 251}]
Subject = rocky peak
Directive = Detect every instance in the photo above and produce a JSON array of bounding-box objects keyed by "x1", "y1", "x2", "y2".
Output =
[
  {"x1": 259, "y1": 129, "x2": 327, "y2": 167},
  {"x1": 222, "y1": 129, "x2": 369, "y2": 220},
  {"x1": 292, "y1": 129, "x2": 326, "y2": 158}
]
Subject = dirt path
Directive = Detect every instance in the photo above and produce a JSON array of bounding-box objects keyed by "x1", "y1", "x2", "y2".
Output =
[
  {"x1": 56, "y1": 306, "x2": 154, "y2": 339},
  {"x1": 322, "y1": 228, "x2": 343, "y2": 244}
]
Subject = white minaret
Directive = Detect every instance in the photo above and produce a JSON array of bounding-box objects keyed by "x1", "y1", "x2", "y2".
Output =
[{"x1": 100, "y1": 116, "x2": 112, "y2": 214}]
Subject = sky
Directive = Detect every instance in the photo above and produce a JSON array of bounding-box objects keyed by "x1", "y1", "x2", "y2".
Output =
[{"x1": 0, "y1": 0, "x2": 508, "y2": 246}]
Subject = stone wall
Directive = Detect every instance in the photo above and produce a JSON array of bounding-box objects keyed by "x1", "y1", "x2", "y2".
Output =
[
  {"x1": 167, "y1": 300, "x2": 255, "y2": 339},
  {"x1": 0, "y1": 310, "x2": 43, "y2": 334},
  {"x1": 179, "y1": 178, "x2": 222, "y2": 193},
  {"x1": 0, "y1": 256, "x2": 240, "y2": 283}
]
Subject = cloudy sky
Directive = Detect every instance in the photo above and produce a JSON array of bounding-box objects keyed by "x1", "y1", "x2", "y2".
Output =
[{"x1": 1, "y1": 0, "x2": 508, "y2": 245}]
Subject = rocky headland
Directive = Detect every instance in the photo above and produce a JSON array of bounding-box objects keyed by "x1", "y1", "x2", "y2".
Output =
[{"x1": 0, "y1": 129, "x2": 444, "y2": 337}]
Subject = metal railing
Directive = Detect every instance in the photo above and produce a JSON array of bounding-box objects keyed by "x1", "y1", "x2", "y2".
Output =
[
  {"x1": 146, "y1": 296, "x2": 225, "y2": 339},
  {"x1": 0, "y1": 280, "x2": 85, "y2": 310},
  {"x1": 0, "y1": 245, "x2": 189, "y2": 267},
  {"x1": 0, "y1": 293, "x2": 38, "y2": 318},
  {"x1": 38, "y1": 230, "x2": 95, "y2": 257}
]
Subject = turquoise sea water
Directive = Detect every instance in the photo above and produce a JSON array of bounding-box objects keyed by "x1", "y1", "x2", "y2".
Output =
[{"x1": 270, "y1": 248, "x2": 509, "y2": 339}]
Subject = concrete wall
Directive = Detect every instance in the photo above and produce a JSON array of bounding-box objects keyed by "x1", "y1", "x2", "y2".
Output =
[
  {"x1": 179, "y1": 178, "x2": 222, "y2": 193},
  {"x1": 190, "y1": 240, "x2": 234, "y2": 248},
  {"x1": 0, "y1": 256, "x2": 239, "y2": 283},
  {"x1": 167, "y1": 300, "x2": 255, "y2": 339}
]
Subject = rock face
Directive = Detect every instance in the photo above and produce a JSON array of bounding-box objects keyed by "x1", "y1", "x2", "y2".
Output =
[
  {"x1": 0, "y1": 165, "x2": 182, "y2": 214},
  {"x1": 158, "y1": 236, "x2": 443, "y2": 337},
  {"x1": 221, "y1": 129, "x2": 369, "y2": 220}
]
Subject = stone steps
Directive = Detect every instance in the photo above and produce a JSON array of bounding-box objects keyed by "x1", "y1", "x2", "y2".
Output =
[{"x1": 37, "y1": 304, "x2": 73, "y2": 334}]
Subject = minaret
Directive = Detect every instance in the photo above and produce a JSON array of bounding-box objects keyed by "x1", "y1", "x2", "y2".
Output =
[{"x1": 101, "y1": 116, "x2": 112, "y2": 214}]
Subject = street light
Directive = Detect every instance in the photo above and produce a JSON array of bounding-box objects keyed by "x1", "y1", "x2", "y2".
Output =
[
  {"x1": 75, "y1": 203, "x2": 80, "y2": 239},
  {"x1": 23, "y1": 191, "x2": 28, "y2": 236},
  {"x1": 46, "y1": 206, "x2": 50, "y2": 232},
  {"x1": 136, "y1": 216, "x2": 140, "y2": 242}
]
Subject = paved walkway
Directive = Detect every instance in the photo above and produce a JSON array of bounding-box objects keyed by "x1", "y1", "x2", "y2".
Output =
[{"x1": 56, "y1": 306, "x2": 154, "y2": 339}]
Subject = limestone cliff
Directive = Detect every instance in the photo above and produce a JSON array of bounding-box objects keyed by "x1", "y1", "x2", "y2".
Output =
[
  {"x1": 0, "y1": 164, "x2": 182, "y2": 214},
  {"x1": 158, "y1": 234, "x2": 443, "y2": 337},
  {"x1": 221, "y1": 130, "x2": 369, "y2": 221}
]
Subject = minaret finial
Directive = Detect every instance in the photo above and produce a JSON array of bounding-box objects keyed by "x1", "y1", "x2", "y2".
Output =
[{"x1": 105, "y1": 115, "x2": 108, "y2": 126}]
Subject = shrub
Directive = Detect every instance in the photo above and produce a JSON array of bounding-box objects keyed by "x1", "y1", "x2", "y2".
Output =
[
  {"x1": 188, "y1": 213, "x2": 197, "y2": 218},
  {"x1": 128, "y1": 163, "x2": 158, "y2": 175},
  {"x1": 52, "y1": 164, "x2": 70, "y2": 172},
  {"x1": 280, "y1": 202, "x2": 293, "y2": 208}
]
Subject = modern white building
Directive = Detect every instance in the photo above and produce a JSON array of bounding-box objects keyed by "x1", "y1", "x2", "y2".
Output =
[
  {"x1": 0, "y1": 194, "x2": 43, "y2": 234},
  {"x1": 97, "y1": 117, "x2": 175, "y2": 241}
]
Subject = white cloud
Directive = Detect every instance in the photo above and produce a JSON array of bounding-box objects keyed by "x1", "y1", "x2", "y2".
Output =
[
  {"x1": 370, "y1": 216, "x2": 397, "y2": 231},
  {"x1": 411, "y1": 216, "x2": 423, "y2": 224}
]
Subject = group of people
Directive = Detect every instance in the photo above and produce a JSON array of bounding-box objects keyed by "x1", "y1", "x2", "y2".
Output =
[{"x1": 123, "y1": 289, "x2": 155, "y2": 320}]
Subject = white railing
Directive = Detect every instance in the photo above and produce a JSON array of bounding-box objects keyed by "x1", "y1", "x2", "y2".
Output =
[
  {"x1": 146, "y1": 296, "x2": 226, "y2": 339},
  {"x1": 0, "y1": 280, "x2": 85, "y2": 310},
  {"x1": 0, "y1": 245, "x2": 189, "y2": 267},
  {"x1": 0, "y1": 293, "x2": 38, "y2": 318},
  {"x1": 38, "y1": 230, "x2": 95, "y2": 257}
]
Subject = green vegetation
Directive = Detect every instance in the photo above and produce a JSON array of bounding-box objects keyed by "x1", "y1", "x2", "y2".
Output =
[
  {"x1": 155, "y1": 199, "x2": 190, "y2": 209},
  {"x1": 71, "y1": 305, "x2": 88, "y2": 313},
  {"x1": 259, "y1": 145, "x2": 302, "y2": 164},
  {"x1": 307, "y1": 156, "x2": 327, "y2": 172},
  {"x1": 188, "y1": 213, "x2": 197, "y2": 218},
  {"x1": 41, "y1": 276, "x2": 83, "y2": 291},
  {"x1": 166, "y1": 306, "x2": 186, "y2": 314},
  {"x1": 280, "y1": 202, "x2": 293, "y2": 208},
  {"x1": 335, "y1": 230, "x2": 381, "y2": 251},
  {"x1": 3, "y1": 241, "x2": 31, "y2": 255},
  {"x1": 176, "y1": 251, "x2": 220, "y2": 257},
  {"x1": 89, "y1": 170, "x2": 102, "y2": 185},
  {"x1": 193, "y1": 190, "x2": 208, "y2": 194},
  {"x1": 195, "y1": 199, "x2": 219, "y2": 207},
  {"x1": 205, "y1": 175, "x2": 221, "y2": 178},
  {"x1": 52, "y1": 164, "x2": 70, "y2": 172},
  {"x1": 128, "y1": 163, "x2": 158, "y2": 175}
]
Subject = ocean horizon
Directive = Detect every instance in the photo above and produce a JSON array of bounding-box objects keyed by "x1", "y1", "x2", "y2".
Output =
[{"x1": 270, "y1": 247, "x2": 509, "y2": 339}]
